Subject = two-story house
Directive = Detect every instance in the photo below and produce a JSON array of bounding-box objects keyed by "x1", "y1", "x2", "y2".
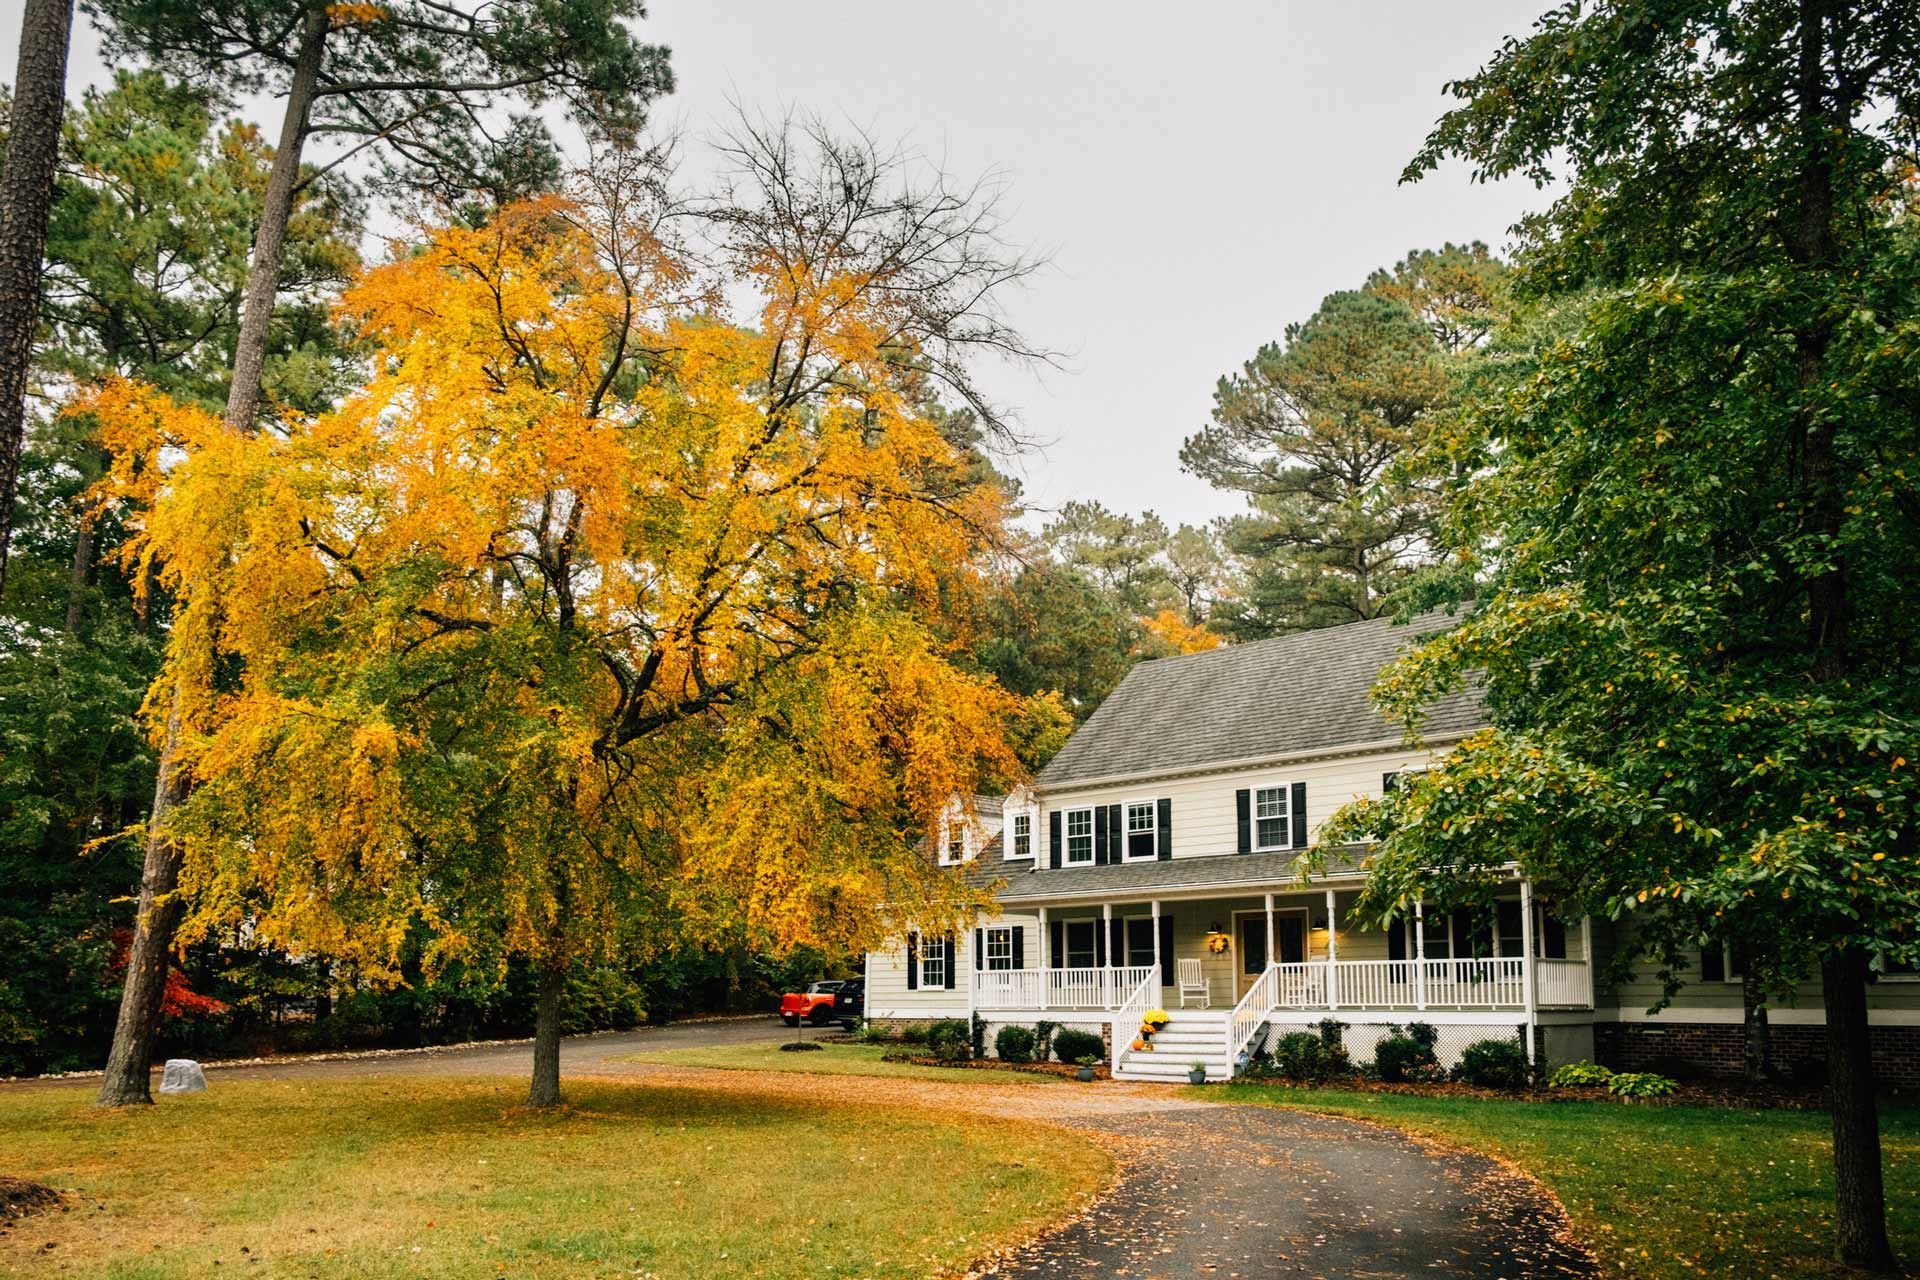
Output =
[{"x1": 862, "y1": 613, "x2": 1920, "y2": 1085}]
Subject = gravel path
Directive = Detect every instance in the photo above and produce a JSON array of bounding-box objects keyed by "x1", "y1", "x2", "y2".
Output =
[{"x1": 20, "y1": 1023, "x2": 1597, "y2": 1278}]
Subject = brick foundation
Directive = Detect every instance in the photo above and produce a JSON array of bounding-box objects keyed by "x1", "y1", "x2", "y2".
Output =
[{"x1": 1594, "y1": 1021, "x2": 1920, "y2": 1089}]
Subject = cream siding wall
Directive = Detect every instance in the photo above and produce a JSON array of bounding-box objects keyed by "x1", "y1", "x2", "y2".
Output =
[
  {"x1": 1035, "y1": 746, "x2": 1441, "y2": 866},
  {"x1": 1595, "y1": 915, "x2": 1920, "y2": 1021}
]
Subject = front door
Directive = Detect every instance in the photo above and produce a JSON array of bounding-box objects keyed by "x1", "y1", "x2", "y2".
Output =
[{"x1": 1235, "y1": 910, "x2": 1308, "y2": 999}]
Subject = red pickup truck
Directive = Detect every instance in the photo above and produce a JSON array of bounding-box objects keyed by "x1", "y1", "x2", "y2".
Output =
[{"x1": 779, "y1": 979, "x2": 862, "y2": 1029}]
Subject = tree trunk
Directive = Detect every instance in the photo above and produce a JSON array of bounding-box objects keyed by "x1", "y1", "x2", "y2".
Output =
[
  {"x1": 527, "y1": 964, "x2": 565, "y2": 1108},
  {"x1": 1741, "y1": 973, "x2": 1772, "y2": 1084},
  {"x1": 94, "y1": 8, "x2": 331, "y2": 1096},
  {"x1": 63, "y1": 511, "x2": 93, "y2": 633},
  {"x1": 0, "y1": 0, "x2": 74, "y2": 597},
  {"x1": 222, "y1": 7, "x2": 328, "y2": 431},
  {"x1": 1822, "y1": 948, "x2": 1896, "y2": 1271},
  {"x1": 95, "y1": 697, "x2": 189, "y2": 1106}
]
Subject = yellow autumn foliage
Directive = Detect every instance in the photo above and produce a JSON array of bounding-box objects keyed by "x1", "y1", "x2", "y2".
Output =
[{"x1": 84, "y1": 168, "x2": 1055, "y2": 989}]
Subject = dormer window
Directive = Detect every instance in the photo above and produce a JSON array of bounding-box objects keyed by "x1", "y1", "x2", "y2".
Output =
[
  {"x1": 1009, "y1": 811, "x2": 1032, "y2": 860},
  {"x1": 944, "y1": 819, "x2": 969, "y2": 863}
]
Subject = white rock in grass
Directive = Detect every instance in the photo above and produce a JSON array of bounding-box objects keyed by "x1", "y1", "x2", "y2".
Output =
[{"x1": 159, "y1": 1059, "x2": 206, "y2": 1094}]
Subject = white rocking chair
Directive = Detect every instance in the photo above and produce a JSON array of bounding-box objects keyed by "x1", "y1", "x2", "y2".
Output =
[{"x1": 1176, "y1": 957, "x2": 1211, "y2": 1008}]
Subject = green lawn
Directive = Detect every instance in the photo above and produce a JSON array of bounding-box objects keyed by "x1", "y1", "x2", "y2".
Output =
[
  {"x1": 0, "y1": 1075, "x2": 1107, "y2": 1279},
  {"x1": 1212, "y1": 1082, "x2": 1920, "y2": 1280},
  {"x1": 627, "y1": 1040, "x2": 1062, "y2": 1083}
]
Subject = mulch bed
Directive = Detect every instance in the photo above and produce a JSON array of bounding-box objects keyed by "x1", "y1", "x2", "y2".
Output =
[
  {"x1": 1232, "y1": 1073, "x2": 1828, "y2": 1110},
  {"x1": 0, "y1": 1177, "x2": 61, "y2": 1226},
  {"x1": 879, "y1": 1052, "x2": 1111, "y2": 1081}
]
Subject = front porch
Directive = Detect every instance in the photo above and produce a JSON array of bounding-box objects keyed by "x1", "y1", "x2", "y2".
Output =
[{"x1": 970, "y1": 885, "x2": 1595, "y2": 1017}]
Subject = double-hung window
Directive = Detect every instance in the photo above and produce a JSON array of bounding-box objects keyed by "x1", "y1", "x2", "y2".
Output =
[
  {"x1": 1124, "y1": 917, "x2": 1157, "y2": 968},
  {"x1": 1124, "y1": 801, "x2": 1157, "y2": 860},
  {"x1": 1064, "y1": 921, "x2": 1097, "y2": 968},
  {"x1": 1253, "y1": 785, "x2": 1291, "y2": 850},
  {"x1": 1009, "y1": 812, "x2": 1032, "y2": 860},
  {"x1": 1064, "y1": 808, "x2": 1094, "y2": 864},
  {"x1": 921, "y1": 935, "x2": 947, "y2": 988},
  {"x1": 984, "y1": 926, "x2": 1015, "y2": 971},
  {"x1": 945, "y1": 820, "x2": 968, "y2": 863}
]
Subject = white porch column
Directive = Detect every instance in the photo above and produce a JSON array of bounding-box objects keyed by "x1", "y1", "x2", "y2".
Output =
[
  {"x1": 1414, "y1": 897, "x2": 1428, "y2": 1010},
  {"x1": 1581, "y1": 914, "x2": 1595, "y2": 1007},
  {"x1": 1101, "y1": 900, "x2": 1113, "y2": 1008},
  {"x1": 1325, "y1": 886, "x2": 1339, "y2": 1010},
  {"x1": 1264, "y1": 892, "x2": 1275, "y2": 965},
  {"x1": 1037, "y1": 905, "x2": 1049, "y2": 1009},
  {"x1": 1519, "y1": 879, "x2": 1537, "y2": 1067},
  {"x1": 1150, "y1": 899, "x2": 1162, "y2": 991}
]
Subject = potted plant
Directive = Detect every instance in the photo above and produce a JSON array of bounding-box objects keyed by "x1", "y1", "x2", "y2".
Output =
[
  {"x1": 1187, "y1": 1061, "x2": 1208, "y2": 1085},
  {"x1": 1075, "y1": 1055, "x2": 1099, "y2": 1082}
]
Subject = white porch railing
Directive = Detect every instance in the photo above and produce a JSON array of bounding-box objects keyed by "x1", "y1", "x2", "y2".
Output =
[
  {"x1": 1229, "y1": 962, "x2": 1279, "y2": 1066},
  {"x1": 1534, "y1": 957, "x2": 1593, "y2": 1008},
  {"x1": 973, "y1": 965, "x2": 1158, "y2": 1011},
  {"x1": 1261, "y1": 957, "x2": 1582, "y2": 1012},
  {"x1": 1111, "y1": 968, "x2": 1160, "y2": 1075}
]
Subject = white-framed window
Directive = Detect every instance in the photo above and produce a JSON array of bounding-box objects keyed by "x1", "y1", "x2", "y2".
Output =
[
  {"x1": 984, "y1": 926, "x2": 1014, "y2": 971},
  {"x1": 944, "y1": 819, "x2": 969, "y2": 864},
  {"x1": 1124, "y1": 916, "x2": 1157, "y2": 968},
  {"x1": 1253, "y1": 784, "x2": 1292, "y2": 851},
  {"x1": 921, "y1": 935, "x2": 947, "y2": 988},
  {"x1": 1124, "y1": 800, "x2": 1157, "y2": 860},
  {"x1": 1701, "y1": 942, "x2": 1744, "y2": 984},
  {"x1": 1008, "y1": 811, "x2": 1032, "y2": 860},
  {"x1": 1064, "y1": 920, "x2": 1098, "y2": 968},
  {"x1": 1065, "y1": 807, "x2": 1094, "y2": 864}
]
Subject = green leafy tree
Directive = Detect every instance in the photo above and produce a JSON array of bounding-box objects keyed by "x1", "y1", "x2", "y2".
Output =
[
  {"x1": 1322, "y1": 2, "x2": 1920, "y2": 1266},
  {"x1": 1185, "y1": 289, "x2": 1452, "y2": 638},
  {"x1": 1041, "y1": 500, "x2": 1174, "y2": 615},
  {"x1": 975, "y1": 561, "x2": 1139, "y2": 724},
  {"x1": 1365, "y1": 241, "x2": 1511, "y2": 355}
]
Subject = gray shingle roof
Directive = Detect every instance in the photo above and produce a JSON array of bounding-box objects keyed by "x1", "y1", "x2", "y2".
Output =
[
  {"x1": 1034, "y1": 611, "x2": 1482, "y2": 789},
  {"x1": 946, "y1": 837, "x2": 1370, "y2": 901}
]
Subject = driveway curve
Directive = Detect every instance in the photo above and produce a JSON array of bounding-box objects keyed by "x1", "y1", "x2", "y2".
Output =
[{"x1": 26, "y1": 1024, "x2": 1597, "y2": 1279}]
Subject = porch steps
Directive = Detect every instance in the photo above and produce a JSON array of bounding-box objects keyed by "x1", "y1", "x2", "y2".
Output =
[{"x1": 1113, "y1": 1013, "x2": 1232, "y2": 1083}]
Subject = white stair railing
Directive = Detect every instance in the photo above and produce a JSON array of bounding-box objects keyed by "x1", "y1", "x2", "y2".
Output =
[
  {"x1": 1109, "y1": 968, "x2": 1160, "y2": 1076},
  {"x1": 1228, "y1": 962, "x2": 1280, "y2": 1067}
]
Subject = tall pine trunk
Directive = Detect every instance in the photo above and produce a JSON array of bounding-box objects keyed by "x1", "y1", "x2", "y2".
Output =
[
  {"x1": 95, "y1": 699, "x2": 189, "y2": 1105},
  {"x1": 527, "y1": 965, "x2": 566, "y2": 1108},
  {"x1": 96, "y1": 9, "x2": 330, "y2": 1106},
  {"x1": 1822, "y1": 948, "x2": 1895, "y2": 1271},
  {"x1": 0, "y1": 0, "x2": 74, "y2": 597}
]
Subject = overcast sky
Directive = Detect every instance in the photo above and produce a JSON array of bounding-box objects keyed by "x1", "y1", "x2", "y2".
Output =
[{"x1": 11, "y1": 0, "x2": 1553, "y2": 530}]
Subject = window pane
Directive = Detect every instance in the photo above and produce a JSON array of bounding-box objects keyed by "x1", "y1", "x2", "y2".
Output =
[
  {"x1": 1066, "y1": 809, "x2": 1093, "y2": 862},
  {"x1": 1125, "y1": 918, "x2": 1156, "y2": 967},
  {"x1": 986, "y1": 927, "x2": 1013, "y2": 971},
  {"x1": 1065, "y1": 921, "x2": 1097, "y2": 968},
  {"x1": 1127, "y1": 802, "x2": 1155, "y2": 832},
  {"x1": 1254, "y1": 787, "x2": 1289, "y2": 847},
  {"x1": 1012, "y1": 814, "x2": 1030, "y2": 858}
]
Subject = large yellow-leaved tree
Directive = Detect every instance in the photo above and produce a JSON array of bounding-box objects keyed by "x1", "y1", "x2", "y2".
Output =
[{"x1": 89, "y1": 127, "x2": 1060, "y2": 1105}]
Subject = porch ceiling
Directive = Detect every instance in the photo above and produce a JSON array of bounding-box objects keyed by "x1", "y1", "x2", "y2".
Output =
[{"x1": 980, "y1": 846, "x2": 1373, "y2": 905}]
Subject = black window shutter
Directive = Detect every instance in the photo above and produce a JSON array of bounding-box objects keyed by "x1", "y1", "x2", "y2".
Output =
[
  {"x1": 1093, "y1": 806, "x2": 1109, "y2": 865},
  {"x1": 975, "y1": 928, "x2": 985, "y2": 970},
  {"x1": 1235, "y1": 788, "x2": 1251, "y2": 853},
  {"x1": 1012, "y1": 926, "x2": 1025, "y2": 969},
  {"x1": 1108, "y1": 804, "x2": 1123, "y2": 858},
  {"x1": 1388, "y1": 918, "x2": 1407, "y2": 962},
  {"x1": 906, "y1": 932, "x2": 919, "y2": 989},
  {"x1": 1109, "y1": 917, "x2": 1124, "y2": 968},
  {"x1": 1701, "y1": 945, "x2": 1725, "y2": 983},
  {"x1": 1158, "y1": 914, "x2": 1175, "y2": 985},
  {"x1": 943, "y1": 934, "x2": 956, "y2": 989},
  {"x1": 1049, "y1": 810, "x2": 1062, "y2": 869},
  {"x1": 1049, "y1": 919, "x2": 1064, "y2": 968},
  {"x1": 1542, "y1": 914, "x2": 1568, "y2": 960},
  {"x1": 1157, "y1": 797, "x2": 1172, "y2": 859},
  {"x1": 1290, "y1": 781, "x2": 1307, "y2": 849},
  {"x1": 1383, "y1": 771, "x2": 1401, "y2": 793},
  {"x1": 1094, "y1": 922, "x2": 1106, "y2": 967}
]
